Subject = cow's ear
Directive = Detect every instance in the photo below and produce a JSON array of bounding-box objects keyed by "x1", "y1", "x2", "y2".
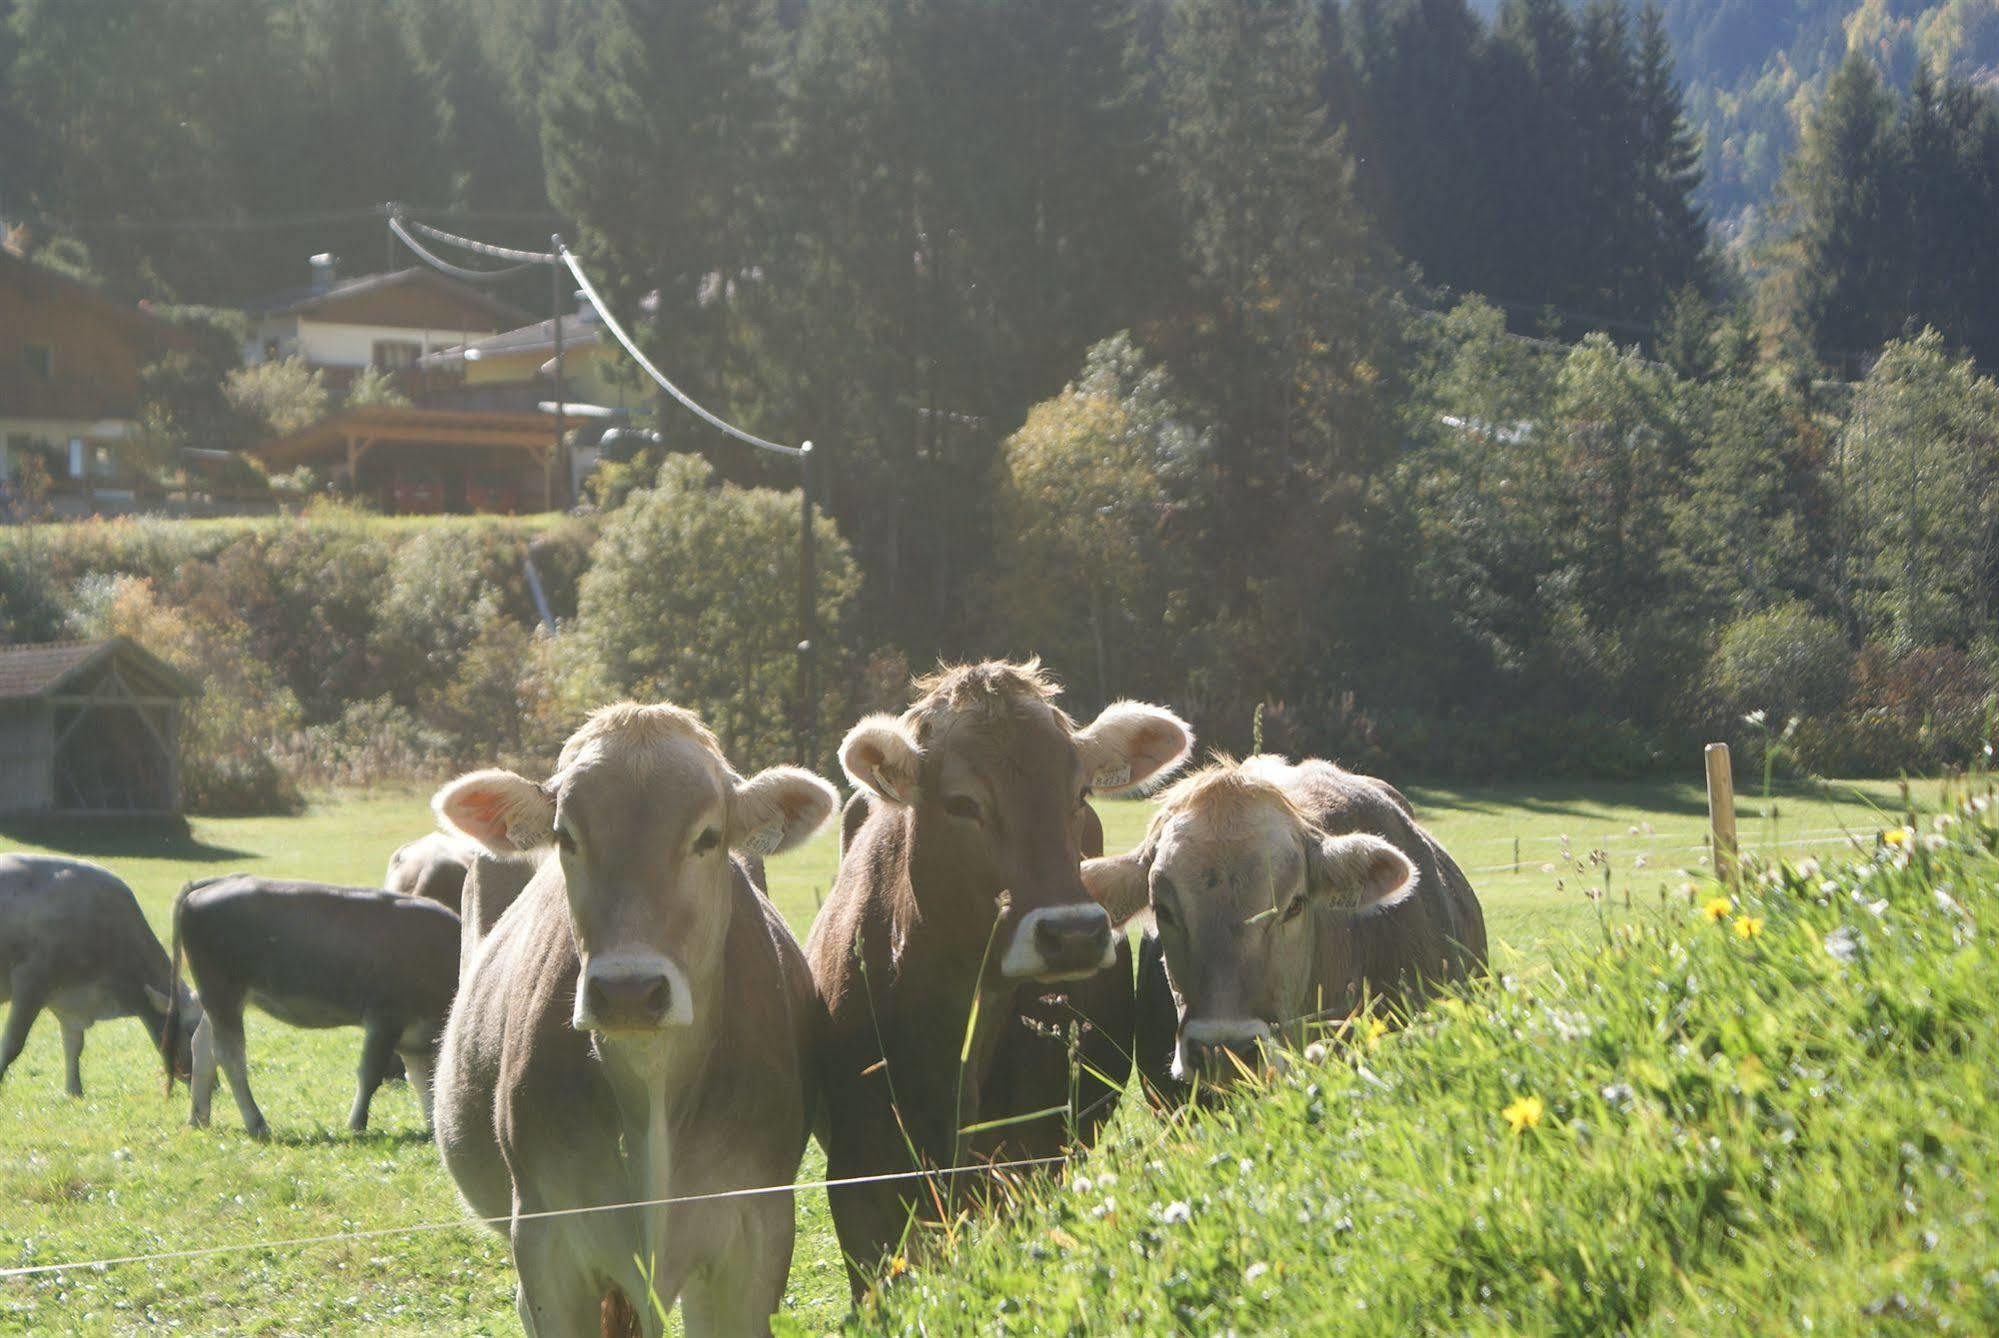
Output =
[
  {"x1": 1307, "y1": 833, "x2": 1415, "y2": 912},
  {"x1": 434, "y1": 769, "x2": 556, "y2": 854},
  {"x1": 1075, "y1": 701, "x2": 1193, "y2": 796},
  {"x1": 733, "y1": 766, "x2": 839, "y2": 857},
  {"x1": 839, "y1": 715, "x2": 922, "y2": 806},
  {"x1": 1082, "y1": 848, "x2": 1153, "y2": 930}
]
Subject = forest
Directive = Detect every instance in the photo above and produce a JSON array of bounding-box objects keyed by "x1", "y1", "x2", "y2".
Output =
[{"x1": 4, "y1": 0, "x2": 1999, "y2": 796}]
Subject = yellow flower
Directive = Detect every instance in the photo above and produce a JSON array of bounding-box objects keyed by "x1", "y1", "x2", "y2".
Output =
[
  {"x1": 1501, "y1": 1094, "x2": 1544, "y2": 1135},
  {"x1": 1734, "y1": 915, "x2": 1764, "y2": 940},
  {"x1": 885, "y1": 1255, "x2": 910, "y2": 1279},
  {"x1": 1363, "y1": 1017, "x2": 1390, "y2": 1050},
  {"x1": 1882, "y1": 827, "x2": 1910, "y2": 847},
  {"x1": 1702, "y1": 896, "x2": 1733, "y2": 922}
]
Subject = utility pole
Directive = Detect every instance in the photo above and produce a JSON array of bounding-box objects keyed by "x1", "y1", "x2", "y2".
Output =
[
  {"x1": 550, "y1": 235, "x2": 567, "y2": 509},
  {"x1": 798, "y1": 440, "x2": 817, "y2": 768}
]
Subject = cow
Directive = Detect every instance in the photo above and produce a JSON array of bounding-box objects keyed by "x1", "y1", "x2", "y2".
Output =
[
  {"x1": 1081, "y1": 755, "x2": 1486, "y2": 1093},
  {"x1": 451, "y1": 849, "x2": 540, "y2": 977},
  {"x1": 169, "y1": 876, "x2": 460, "y2": 1138},
  {"x1": 807, "y1": 660, "x2": 1192, "y2": 1294},
  {"x1": 385, "y1": 831, "x2": 475, "y2": 914},
  {"x1": 0, "y1": 854, "x2": 201, "y2": 1097},
  {"x1": 430, "y1": 702, "x2": 837, "y2": 1336}
]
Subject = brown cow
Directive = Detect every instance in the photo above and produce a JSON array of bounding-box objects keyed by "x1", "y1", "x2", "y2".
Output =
[
  {"x1": 1084, "y1": 755, "x2": 1486, "y2": 1090},
  {"x1": 385, "y1": 831, "x2": 474, "y2": 914},
  {"x1": 432, "y1": 703, "x2": 836, "y2": 1336},
  {"x1": 807, "y1": 661, "x2": 1191, "y2": 1293}
]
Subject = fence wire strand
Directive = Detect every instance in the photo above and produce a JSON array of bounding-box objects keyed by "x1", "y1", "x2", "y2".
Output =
[{"x1": 0, "y1": 1154, "x2": 1068, "y2": 1282}]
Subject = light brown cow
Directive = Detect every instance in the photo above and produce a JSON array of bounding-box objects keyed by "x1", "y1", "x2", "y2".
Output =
[
  {"x1": 431, "y1": 703, "x2": 836, "y2": 1337},
  {"x1": 385, "y1": 831, "x2": 475, "y2": 914},
  {"x1": 807, "y1": 661, "x2": 1191, "y2": 1293},
  {"x1": 1084, "y1": 755, "x2": 1486, "y2": 1088}
]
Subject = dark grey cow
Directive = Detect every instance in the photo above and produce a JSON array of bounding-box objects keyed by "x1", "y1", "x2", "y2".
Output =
[
  {"x1": 0, "y1": 854, "x2": 201, "y2": 1096},
  {"x1": 452, "y1": 849, "x2": 540, "y2": 977},
  {"x1": 385, "y1": 831, "x2": 474, "y2": 914},
  {"x1": 170, "y1": 876, "x2": 460, "y2": 1138}
]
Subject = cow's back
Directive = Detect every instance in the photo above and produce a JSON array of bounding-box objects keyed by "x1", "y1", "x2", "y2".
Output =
[
  {"x1": 181, "y1": 878, "x2": 461, "y2": 1022},
  {"x1": 1291, "y1": 762, "x2": 1488, "y2": 1006},
  {"x1": 0, "y1": 855, "x2": 162, "y2": 995}
]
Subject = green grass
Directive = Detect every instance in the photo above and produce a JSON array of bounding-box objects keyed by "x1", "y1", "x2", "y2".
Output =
[{"x1": 0, "y1": 774, "x2": 1951, "y2": 1333}]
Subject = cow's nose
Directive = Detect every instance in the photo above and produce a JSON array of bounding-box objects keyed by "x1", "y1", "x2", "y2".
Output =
[
  {"x1": 1176, "y1": 1019, "x2": 1276, "y2": 1085},
  {"x1": 1002, "y1": 903, "x2": 1114, "y2": 979},
  {"x1": 579, "y1": 965, "x2": 676, "y2": 1033}
]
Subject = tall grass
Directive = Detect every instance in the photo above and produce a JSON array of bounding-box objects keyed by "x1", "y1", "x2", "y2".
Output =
[{"x1": 847, "y1": 800, "x2": 1999, "y2": 1333}]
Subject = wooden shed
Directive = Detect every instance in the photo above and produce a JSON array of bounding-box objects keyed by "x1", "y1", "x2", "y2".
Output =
[{"x1": 0, "y1": 638, "x2": 197, "y2": 816}]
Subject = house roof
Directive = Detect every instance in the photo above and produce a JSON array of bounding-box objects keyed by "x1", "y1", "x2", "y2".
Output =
[
  {"x1": 0, "y1": 249, "x2": 188, "y2": 343},
  {"x1": 247, "y1": 405, "x2": 560, "y2": 468},
  {"x1": 417, "y1": 312, "x2": 604, "y2": 370},
  {"x1": 0, "y1": 637, "x2": 198, "y2": 701},
  {"x1": 242, "y1": 267, "x2": 527, "y2": 327}
]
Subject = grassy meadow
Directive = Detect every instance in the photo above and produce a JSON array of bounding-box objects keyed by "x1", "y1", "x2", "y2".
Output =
[{"x1": 0, "y1": 772, "x2": 1952, "y2": 1332}]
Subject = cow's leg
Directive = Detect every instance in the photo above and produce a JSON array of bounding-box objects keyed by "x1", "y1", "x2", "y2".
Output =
[
  {"x1": 188, "y1": 1014, "x2": 218, "y2": 1128},
  {"x1": 398, "y1": 1046, "x2": 435, "y2": 1131},
  {"x1": 0, "y1": 972, "x2": 47, "y2": 1088},
  {"x1": 58, "y1": 1014, "x2": 86, "y2": 1098},
  {"x1": 680, "y1": 1199, "x2": 792, "y2": 1338},
  {"x1": 509, "y1": 1215, "x2": 606, "y2": 1338},
  {"x1": 209, "y1": 1009, "x2": 268, "y2": 1139},
  {"x1": 348, "y1": 1016, "x2": 400, "y2": 1133}
]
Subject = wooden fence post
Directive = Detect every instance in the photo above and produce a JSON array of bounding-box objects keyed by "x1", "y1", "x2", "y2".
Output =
[{"x1": 1705, "y1": 742, "x2": 1738, "y2": 890}]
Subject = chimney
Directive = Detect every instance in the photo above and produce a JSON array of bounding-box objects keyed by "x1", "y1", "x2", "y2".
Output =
[{"x1": 308, "y1": 253, "x2": 338, "y2": 295}]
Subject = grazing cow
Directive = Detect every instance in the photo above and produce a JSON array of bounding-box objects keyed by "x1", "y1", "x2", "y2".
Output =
[
  {"x1": 385, "y1": 831, "x2": 475, "y2": 914},
  {"x1": 431, "y1": 703, "x2": 836, "y2": 1336},
  {"x1": 170, "y1": 877, "x2": 460, "y2": 1138},
  {"x1": 808, "y1": 661, "x2": 1191, "y2": 1292},
  {"x1": 0, "y1": 855, "x2": 201, "y2": 1097},
  {"x1": 1083, "y1": 755, "x2": 1486, "y2": 1091}
]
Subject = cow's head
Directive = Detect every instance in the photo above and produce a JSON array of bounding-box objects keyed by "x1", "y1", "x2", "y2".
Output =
[
  {"x1": 841, "y1": 660, "x2": 1191, "y2": 982},
  {"x1": 1082, "y1": 757, "x2": 1414, "y2": 1083},
  {"x1": 145, "y1": 981, "x2": 203, "y2": 1085},
  {"x1": 435, "y1": 703, "x2": 837, "y2": 1036}
]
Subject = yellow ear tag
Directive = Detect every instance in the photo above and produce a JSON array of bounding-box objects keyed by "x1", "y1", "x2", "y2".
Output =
[
  {"x1": 739, "y1": 823, "x2": 784, "y2": 857},
  {"x1": 1094, "y1": 764, "x2": 1132, "y2": 790}
]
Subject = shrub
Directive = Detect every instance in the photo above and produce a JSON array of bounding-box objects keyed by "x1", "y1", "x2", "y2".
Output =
[
  {"x1": 224, "y1": 356, "x2": 328, "y2": 437},
  {"x1": 66, "y1": 574, "x2": 303, "y2": 815},
  {"x1": 275, "y1": 697, "x2": 451, "y2": 790},
  {"x1": 1707, "y1": 602, "x2": 1854, "y2": 725},
  {"x1": 573, "y1": 454, "x2": 859, "y2": 771}
]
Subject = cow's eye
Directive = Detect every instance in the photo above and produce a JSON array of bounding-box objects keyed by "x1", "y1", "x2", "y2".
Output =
[
  {"x1": 692, "y1": 828, "x2": 722, "y2": 855},
  {"x1": 1280, "y1": 894, "x2": 1307, "y2": 923},
  {"x1": 553, "y1": 826, "x2": 577, "y2": 855},
  {"x1": 942, "y1": 794, "x2": 982, "y2": 823},
  {"x1": 1153, "y1": 898, "x2": 1179, "y2": 931}
]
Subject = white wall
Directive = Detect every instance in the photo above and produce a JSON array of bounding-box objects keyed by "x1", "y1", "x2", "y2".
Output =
[{"x1": 245, "y1": 317, "x2": 500, "y2": 371}]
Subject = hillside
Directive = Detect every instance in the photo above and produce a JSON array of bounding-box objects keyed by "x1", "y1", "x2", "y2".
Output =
[{"x1": 1470, "y1": 0, "x2": 1999, "y2": 235}]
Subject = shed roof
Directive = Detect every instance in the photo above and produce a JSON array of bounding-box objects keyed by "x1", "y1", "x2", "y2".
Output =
[{"x1": 0, "y1": 638, "x2": 198, "y2": 701}]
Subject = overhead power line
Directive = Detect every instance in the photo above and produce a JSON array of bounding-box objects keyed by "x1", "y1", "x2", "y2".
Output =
[
  {"x1": 557, "y1": 242, "x2": 803, "y2": 459},
  {"x1": 386, "y1": 213, "x2": 540, "y2": 283},
  {"x1": 395, "y1": 211, "x2": 558, "y2": 265},
  {"x1": 25, "y1": 204, "x2": 567, "y2": 234}
]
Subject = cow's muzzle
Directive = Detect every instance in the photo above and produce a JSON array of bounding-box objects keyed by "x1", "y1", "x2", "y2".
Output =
[
  {"x1": 574, "y1": 952, "x2": 693, "y2": 1033},
  {"x1": 1000, "y1": 904, "x2": 1116, "y2": 981},
  {"x1": 1173, "y1": 1018, "x2": 1279, "y2": 1085}
]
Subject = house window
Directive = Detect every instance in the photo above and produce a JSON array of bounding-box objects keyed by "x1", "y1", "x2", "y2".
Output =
[
  {"x1": 68, "y1": 438, "x2": 86, "y2": 479},
  {"x1": 372, "y1": 340, "x2": 423, "y2": 371},
  {"x1": 24, "y1": 344, "x2": 55, "y2": 381},
  {"x1": 263, "y1": 337, "x2": 282, "y2": 362}
]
